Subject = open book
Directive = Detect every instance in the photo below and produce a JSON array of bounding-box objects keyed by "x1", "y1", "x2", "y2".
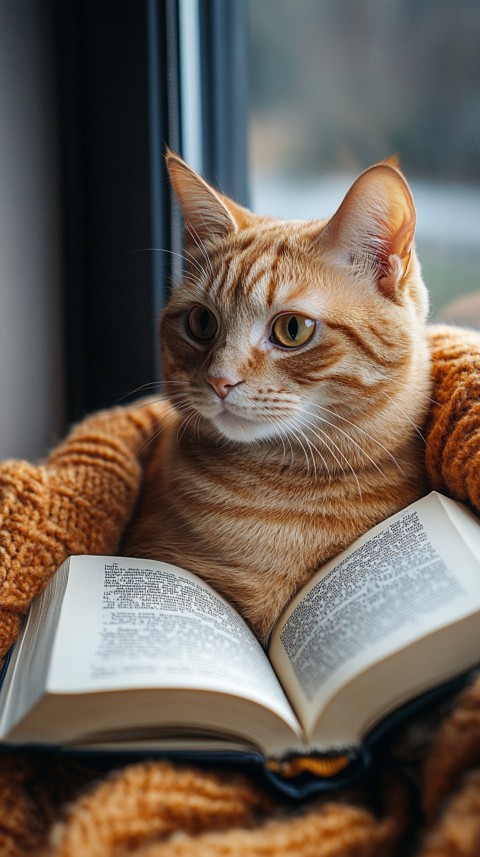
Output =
[{"x1": 1, "y1": 491, "x2": 480, "y2": 789}]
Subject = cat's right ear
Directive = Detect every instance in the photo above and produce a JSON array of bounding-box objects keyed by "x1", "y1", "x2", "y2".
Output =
[
  {"x1": 319, "y1": 161, "x2": 416, "y2": 300},
  {"x1": 166, "y1": 151, "x2": 251, "y2": 245}
]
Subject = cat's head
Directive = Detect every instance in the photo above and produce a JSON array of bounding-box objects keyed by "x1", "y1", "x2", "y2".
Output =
[{"x1": 160, "y1": 152, "x2": 429, "y2": 447}]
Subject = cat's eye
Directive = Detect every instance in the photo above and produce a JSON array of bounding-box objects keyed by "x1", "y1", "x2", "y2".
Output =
[
  {"x1": 270, "y1": 314, "x2": 316, "y2": 348},
  {"x1": 187, "y1": 306, "x2": 218, "y2": 342}
]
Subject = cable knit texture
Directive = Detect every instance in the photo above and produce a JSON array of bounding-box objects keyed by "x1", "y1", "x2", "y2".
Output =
[{"x1": 0, "y1": 325, "x2": 479, "y2": 856}]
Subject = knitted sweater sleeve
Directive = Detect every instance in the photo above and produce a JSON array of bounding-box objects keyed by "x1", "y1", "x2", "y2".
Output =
[
  {"x1": 0, "y1": 400, "x2": 173, "y2": 660},
  {"x1": 425, "y1": 325, "x2": 480, "y2": 514}
]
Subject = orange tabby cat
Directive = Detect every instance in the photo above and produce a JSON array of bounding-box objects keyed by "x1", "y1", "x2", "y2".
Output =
[{"x1": 123, "y1": 153, "x2": 431, "y2": 644}]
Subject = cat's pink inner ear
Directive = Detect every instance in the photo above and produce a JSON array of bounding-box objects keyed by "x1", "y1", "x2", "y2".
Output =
[
  {"x1": 166, "y1": 152, "x2": 247, "y2": 244},
  {"x1": 322, "y1": 163, "x2": 416, "y2": 299}
]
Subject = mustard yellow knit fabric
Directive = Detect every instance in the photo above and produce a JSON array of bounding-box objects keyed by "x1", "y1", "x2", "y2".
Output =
[{"x1": 0, "y1": 324, "x2": 480, "y2": 857}]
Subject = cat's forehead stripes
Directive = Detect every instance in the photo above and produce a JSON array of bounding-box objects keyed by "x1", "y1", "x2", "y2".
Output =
[
  {"x1": 199, "y1": 229, "x2": 318, "y2": 310},
  {"x1": 242, "y1": 257, "x2": 274, "y2": 300},
  {"x1": 206, "y1": 240, "x2": 276, "y2": 303}
]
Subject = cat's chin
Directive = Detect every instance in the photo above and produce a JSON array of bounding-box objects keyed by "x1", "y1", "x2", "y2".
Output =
[{"x1": 210, "y1": 412, "x2": 281, "y2": 444}]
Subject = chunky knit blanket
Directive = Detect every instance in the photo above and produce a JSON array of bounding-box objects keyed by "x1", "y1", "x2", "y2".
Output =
[{"x1": 1, "y1": 324, "x2": 480, "y2": 857}]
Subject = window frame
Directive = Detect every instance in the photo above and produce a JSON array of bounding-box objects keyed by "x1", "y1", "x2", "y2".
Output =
[{"x1": 55, "y1": 0, "x2": 249, "y2": 423}]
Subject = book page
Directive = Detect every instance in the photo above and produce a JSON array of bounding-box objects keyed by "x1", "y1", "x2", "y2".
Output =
[
  {"x1": 47, "y1": 556, "x2": 300, "y2": 735},
  {"x1": 0, "y1": 562, "x2": 70, "y2": 737},
  {"x1": 269, "y1": 492, "x2": 480, "y2": 738}
]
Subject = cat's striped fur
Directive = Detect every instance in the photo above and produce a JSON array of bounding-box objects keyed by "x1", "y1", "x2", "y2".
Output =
[{"x1": 123, "y1": 154, "x2": 431, "y2": 643}]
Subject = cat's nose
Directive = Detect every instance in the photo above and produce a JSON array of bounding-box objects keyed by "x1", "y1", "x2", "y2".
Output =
[{"x1": 206, "y1": 373, "x2": 243, "y2": 400}]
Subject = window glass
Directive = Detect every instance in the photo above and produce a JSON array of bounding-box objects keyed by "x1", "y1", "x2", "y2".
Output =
[{"x1": 248, "y1": 0, "x2": 480, "y2": 326}]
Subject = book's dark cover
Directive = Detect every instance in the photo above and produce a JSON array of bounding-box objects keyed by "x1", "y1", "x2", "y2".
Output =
[{"x1": 0, "y1": 667, "x2": 474, "y2": 799}]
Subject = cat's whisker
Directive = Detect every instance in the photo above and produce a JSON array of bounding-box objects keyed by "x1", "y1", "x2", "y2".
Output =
[
  {"x1": 136, "y1": 429, "x2": 160, "y2": 456},
  {"x1": 136, "y1": 419, "x2": 173, "y2": 455},
  {"x1": 129, "y1": 394, "x2": 188, "y2": 424},
  {"x1": 181, "y1": 262, "x2": 209, "y2": 289},
  {"x1": 310, "y1": 403, "x2": 404, "y2": 476},
  {"x1": 142, "y1": 393, "x2": 190, "y2": 411},
  {"x1": 291, "y1": 416, "x2": 328, "y2": 479},
  {"x1": 116, "y1": 380, "x2": 192, "y2": 408},
  {"x1": 381, "y1": 392, "x2": 426, "y2": 443},
  {"x1": 116, "y1": 381, "x2": 162, "y2": 403},
  {"x1": 157, "y1": 391, "x2": 194, "y2": 404},
  {"x1": 289, "y1": 417, "x2": 332, "y2": 479},
  {"x1": 311, "y1": 408, "x2": 390, "y2": 479},
  {"x1": 134, "y1": 404, "x2": 186, "y2": 455},
  {"x1": 267, "y1": 415, "x2": 290, "y2": 467},
  {"x1": 193, "y1": 413, "x2": 204, "y2": 441},
  {"x1": 272, "y1": 416, "x2": 296, "y2": 468},
  {"x1": 380, "y1": 375, "x2": 441, "y2": 408},
  {"x1": 279, "y1": 426, "x2": 291, "y2": 469},
  {"x1": 289, "y1": 425, "x2": 313, "y2": 475},
  {"x1": 292, "y1": 416, "x2": 335, "y2": 482},
  {"x1": 133, "y1": 246, "x2": 205, "y2": 278},
  {"x1": 281, "y1": 418, "x2": 309, "y2": 473},
  {"x1": 297, "y1": 413, "x2": 362, "y2": 498},
  {"x1": 186, "y1": 224, "x2": 215, "y2": 280},
  {"x1": 173, "y1": 269, "x2": 203, "y2": 289},
  {"x1": 176, "y1": 407, "x2": 200, "y2": 446},
  {"x1": 168, "y1": 398, "x2": 199, "y2": 419},
  {"x1": 176, "y1": 415, "x2": 192, "y2": 446},
  {"x1": 181, "y1": 227, "x2": 216, "y2": 286},
  {"x1": 134, "y1": 399, "x2": 195, "y2": 455}
]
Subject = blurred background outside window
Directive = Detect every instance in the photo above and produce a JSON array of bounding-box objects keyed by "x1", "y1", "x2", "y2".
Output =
[{"x1": 248, "y1": 0, "x2": 480, "y2": 326}]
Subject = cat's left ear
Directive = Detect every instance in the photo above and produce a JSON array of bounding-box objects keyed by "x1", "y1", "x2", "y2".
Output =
[
  {"x1": 320, "y1": 161, "x2": 416, "y2": 299},
  {"x1": 166, "y1": 150, "x2": 252, "y2": 246}
]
